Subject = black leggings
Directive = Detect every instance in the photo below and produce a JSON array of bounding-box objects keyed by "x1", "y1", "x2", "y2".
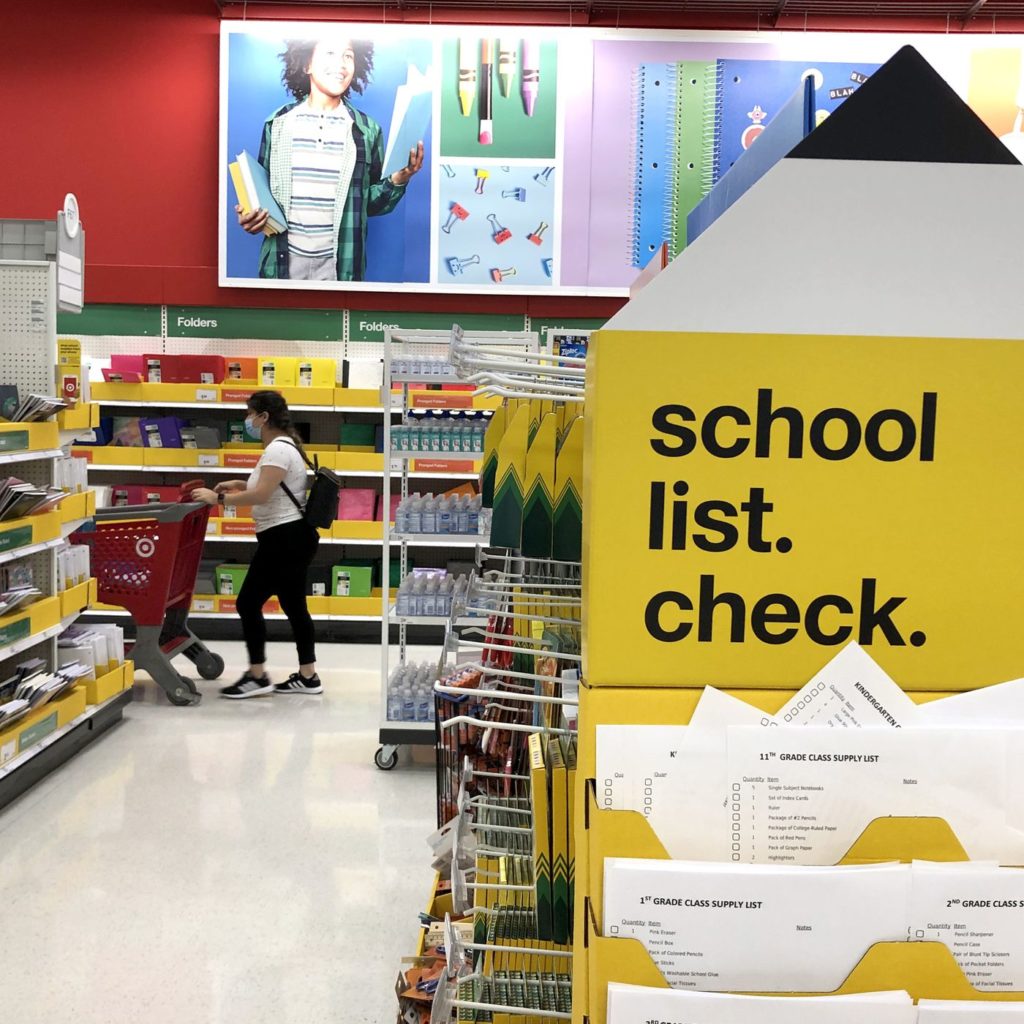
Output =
[{"x1": 237, "y1": 518, "x2": 319, "y2": 666}]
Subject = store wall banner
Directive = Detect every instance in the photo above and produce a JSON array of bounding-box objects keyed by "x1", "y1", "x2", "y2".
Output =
[
  {"x1": 166, "y1": 306, "x2": 343, "y2": 340},
  {"x1": 56, "y1": 304, "x2": 162, "y2": 337},
  {"x1": 349, "y1": 310, "x2": 523, "y2": 343},
  {"x1": 583, "y1": 331, "x2": 1024, "y2": 691},
  {"x1": 220, "y1": 24, "x2": 1024, "y2": 297}
]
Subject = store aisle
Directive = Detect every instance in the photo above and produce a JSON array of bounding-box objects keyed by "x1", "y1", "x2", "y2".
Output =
[{"x1": 0, "y1": 643, "x2": 436, "y2": 1024}]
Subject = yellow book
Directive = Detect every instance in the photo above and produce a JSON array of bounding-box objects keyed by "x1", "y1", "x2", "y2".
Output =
[{"x1": 228, "y1": 161, "x2": 252, "y2": 214}]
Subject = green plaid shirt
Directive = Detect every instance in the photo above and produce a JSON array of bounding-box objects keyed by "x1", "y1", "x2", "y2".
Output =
[{"x1": 257, "y1": 99, "x2": 407, "y2": 282}]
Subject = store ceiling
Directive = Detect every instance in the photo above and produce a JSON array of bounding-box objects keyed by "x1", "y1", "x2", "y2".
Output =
[{"x1": 216, "y1": 0, "x2": 1024, "y2": 28}]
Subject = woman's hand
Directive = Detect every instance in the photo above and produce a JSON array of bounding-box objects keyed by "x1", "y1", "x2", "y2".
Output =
[
  {"x1": 191, "y1": 487, "x2": 218, "y2": 506},
  {"x1": 390, "y1": 142, "x2": 425, "y2": 187},
  {"x1": 236, "y1": 204, "x2": 270, "y2": 236},
  {"x1": 215, "y1": 480, "x2": 247, "y2": 494}
]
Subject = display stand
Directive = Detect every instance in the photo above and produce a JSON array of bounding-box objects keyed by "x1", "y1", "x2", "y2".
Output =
[
  {"x1": 375, "y1": 326, "x2": 535, "y2": 770},
  {"x1": 0, "y1": 259, "x2": 128, "y2": 809}
]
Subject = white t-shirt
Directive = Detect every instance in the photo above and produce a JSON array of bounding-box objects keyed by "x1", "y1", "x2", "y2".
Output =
[{"x1": 249, "y1": 437, "x2": 308, "y2": 533}]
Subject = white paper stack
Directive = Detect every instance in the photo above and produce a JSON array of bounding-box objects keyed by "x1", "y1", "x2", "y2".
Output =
[{"x1": 607, "y1": 984, "x2": 917, "y2": 1024}]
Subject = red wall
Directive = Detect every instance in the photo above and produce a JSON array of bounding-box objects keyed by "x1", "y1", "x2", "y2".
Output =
[
  {"x1": 6, "y1": 0, "x2": 622, "y2": 318},
  {"x1": 11, "y1": 2, "x2": 1022, "y2": 317}
]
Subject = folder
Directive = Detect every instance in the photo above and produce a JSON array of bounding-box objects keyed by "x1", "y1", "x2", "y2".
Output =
[
  {"x1": 235, "y1": 150, "x2": 286, "y2": 234},
  {"x1": 381, "y1": 65, "x2": 433, "y2": 179}
]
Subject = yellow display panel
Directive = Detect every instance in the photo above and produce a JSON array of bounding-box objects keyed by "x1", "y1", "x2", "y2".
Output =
[{"x1": 584, "y1": 330, "x2": 1024, "y2": 690}]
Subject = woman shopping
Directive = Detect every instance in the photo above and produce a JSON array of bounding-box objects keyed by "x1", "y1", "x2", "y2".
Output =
[{"x1": 191, "y1": 392, "x2": 322, "y2": 698}]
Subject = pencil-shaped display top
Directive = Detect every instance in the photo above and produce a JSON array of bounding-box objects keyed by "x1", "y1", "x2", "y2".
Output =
[
  {"x1": 498, "y1": 38, "x2": 518, "y2": 98},
  {"x1": 458, "y1": 37, "x2": 478, "y2": 117},
  {"x1": 521, "y1": 40, "x2": 540, "y2": 117},
  {"x1": 479, "y1": 38, "x2": 494, "y2": 145}
]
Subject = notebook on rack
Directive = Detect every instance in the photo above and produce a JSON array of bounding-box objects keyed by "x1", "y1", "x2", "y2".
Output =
[{"x1": 629, "y1": 61, "x2": 716, "y2": 266}]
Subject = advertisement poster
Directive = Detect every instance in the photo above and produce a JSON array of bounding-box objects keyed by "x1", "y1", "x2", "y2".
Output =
[{"x1": 220, "y1": 25, "x2": 1024, "y2": 297}]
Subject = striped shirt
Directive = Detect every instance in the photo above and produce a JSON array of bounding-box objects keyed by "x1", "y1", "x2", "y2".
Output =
[{"x1": 286, "y1": 104, "x2": 355, "y2": 276}]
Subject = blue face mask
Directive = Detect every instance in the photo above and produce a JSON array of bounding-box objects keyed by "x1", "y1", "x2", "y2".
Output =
[{"x1": 244, "y1": 415, "x2": 262, "y2": 441}]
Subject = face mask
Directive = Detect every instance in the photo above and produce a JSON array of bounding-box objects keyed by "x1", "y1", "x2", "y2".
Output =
[{"x1": 244, "y1": 415, "x2": 262, "y2": 441}]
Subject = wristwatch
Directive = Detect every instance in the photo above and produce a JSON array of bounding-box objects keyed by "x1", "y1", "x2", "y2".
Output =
[{"x1": 217, "y1": 492, "x2": 225, "y2": 506}]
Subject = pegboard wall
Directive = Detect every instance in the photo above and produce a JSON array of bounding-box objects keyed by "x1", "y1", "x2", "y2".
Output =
[{"x1": 0, "y1": 261, "x2": 56, "y2": 395}]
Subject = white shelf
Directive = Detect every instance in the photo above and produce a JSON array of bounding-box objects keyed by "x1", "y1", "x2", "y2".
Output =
[
  {"x1": 0, "y1": 537, "x2": 65, "y2": 567},
  {"x1": 80, "y1": 608, "x2": 381, "y2": 623},
  {"x1": 94, "y1": 399, "x2": 336, "y2": 412},
  {"x1": 0, "y1": 448, "x2": 63, "y2": 465},
  {"x1": 390, "y1": 374, "x2": 464, "y2": 385},
  {"x1": 85, "y1": 464, "x2": 479, "y2": 480},
  {"x1": 60, "y1": 516, "x2": 92, "y2": 538},
  {"x1": 391, "y1": 534, "x2": 485, "y2": 548},
  {"x1": 392, "y1": 450, "x2": 484, "y2": 460},
  {"x1": 0, "y1": 620, "x2": 64, "y2": 664},
  {"x1": 388, "y1": 607, "x2": 488, "y2": 628},
  {"x1": 379, "y1": 718, "x2": 434, "y2": 731},
  {"x1": 204, "y1": 533, "x2": 394, "y2": 546}
]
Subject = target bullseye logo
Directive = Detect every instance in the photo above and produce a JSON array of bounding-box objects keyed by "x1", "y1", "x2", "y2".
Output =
[{"x1": 135, "y1": 538, "x2": 156, "y2": 558}]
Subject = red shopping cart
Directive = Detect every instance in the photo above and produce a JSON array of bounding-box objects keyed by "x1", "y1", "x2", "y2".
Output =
[{"x1": 72, "y1": 500, "x2": 224, "y2": 705}]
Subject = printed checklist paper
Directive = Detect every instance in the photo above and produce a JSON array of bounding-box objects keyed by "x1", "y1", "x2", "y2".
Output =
[
  {"x1": 606, "y1": 985, "x2": 917, "y2": 1024},
  {"x1": 602, "y1": 859, "x2": 910, "y2": 992},
  {"x1": 917, "y1": 1003, "x2": 1024, "y2": 1021}
]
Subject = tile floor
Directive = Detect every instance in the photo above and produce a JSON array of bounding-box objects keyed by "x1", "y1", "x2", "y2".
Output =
[{"x1": 0, "y1": 642, "x2": 438, "y2": 1024}]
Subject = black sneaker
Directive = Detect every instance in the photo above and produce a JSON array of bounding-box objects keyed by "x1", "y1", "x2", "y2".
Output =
[
  {"x1": 219, "y1": 672, "x2": 274, "y2": 699},
  {"x1": 273, "y1": 672, "x2": 323, "y2": 695}
]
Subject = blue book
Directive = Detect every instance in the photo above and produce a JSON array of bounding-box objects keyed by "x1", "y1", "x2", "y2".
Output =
[{"x1": 236, "y1": 150, "x2": 287, "y2": 234}]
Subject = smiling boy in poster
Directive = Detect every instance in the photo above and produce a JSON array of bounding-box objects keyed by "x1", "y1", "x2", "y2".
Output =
[{"x1": 237, "y1": 34, "x2": 424, "y2": 282}]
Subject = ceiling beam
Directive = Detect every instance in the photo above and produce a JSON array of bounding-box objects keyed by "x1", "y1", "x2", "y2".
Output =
[
  {"x1": 963, "y1": 0, "x2": 990, "y2": 20},
  {"x1": 771, "y1": 0, "x2": 788, "y2": 27}
]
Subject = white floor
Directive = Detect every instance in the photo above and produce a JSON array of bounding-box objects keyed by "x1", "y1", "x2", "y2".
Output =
[{"x1": 0, "y1": 642, "x2": 438, "y2": 1024}]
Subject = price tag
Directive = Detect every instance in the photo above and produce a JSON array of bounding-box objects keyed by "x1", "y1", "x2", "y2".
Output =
[
  {"x1": 389, "y1": 458, "x2": 402, "y2": 472},
  {"x1": 198, "y1": 454, "x2": 218, "y2": 467},
  {"x1": 0, "y1": 739, "x2": 15, "y2": 764},
  {"x1": 195, "y1": 388, "x2": 217, "y2": 402},
  {"x1": 192, "y1": 598, "x2": 215, "y2": 612},
  {"x1": 206, "y1": 521, "x2": 216, "y2": 534}
]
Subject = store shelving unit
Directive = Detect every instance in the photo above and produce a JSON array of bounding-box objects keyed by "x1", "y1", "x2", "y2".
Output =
[
  {"x1": 375, "y1": 327, "x2": 538, "y2": 769},
  {"x1": 73, "y1": 375, "x2": 500, "y2": 631},
  {"x1": 0, "y1": 260, "x2": 129, "y2": 808}
]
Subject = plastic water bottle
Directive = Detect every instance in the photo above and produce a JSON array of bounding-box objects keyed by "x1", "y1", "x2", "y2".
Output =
[
  {"x1": 401, "y1": 688, "x2": 416, "y2": 722},
  {"x1": 437, "y1": 496, "x2": 452, "y2": 535},
  {"x1": 416, "y1": 688, "x2": 431, "y2": 722},
  {"x1": 422, "y1": 497, "x2": 438, "y2": 534}
]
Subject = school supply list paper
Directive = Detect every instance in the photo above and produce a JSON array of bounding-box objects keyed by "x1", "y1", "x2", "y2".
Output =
[
  {"x1": 917, "y1": 1003, "x2": 1024, "y2": 1021},
  {"x1": 727, "y1": 726, "x2": 1019, "y2": 865},
  {"x1": 602, "y1": 859, "x2": 909, "y2": 992},
  {"x1": 606, "y1": 985, "x2": 917, "y2": 1024}
]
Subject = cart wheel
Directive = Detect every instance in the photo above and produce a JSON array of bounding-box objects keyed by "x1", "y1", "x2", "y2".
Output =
[
  {"x1": 195, "y1": 652, "x2": 225, "y2": 681},
  {"x1": 168, "y1": 676, "x2": 201, "y2": 707},
  {"x1": 374, "y1": 746, "x2": 399, "y2": 771}
]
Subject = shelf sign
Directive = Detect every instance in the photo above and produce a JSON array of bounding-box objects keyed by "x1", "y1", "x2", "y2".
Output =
[
  {"x1": 584, "y1": 331, "x2": 1024, "y2": 690},
  {"x1": 220, "y1": 520, "x2": 257, "y2": 535},
  {"x1": 167, "y1": 306, "x2": 343, "y2": 341},
  {"x1": 0, "y1": 431, "x2": 30, "y2": 453},
  {"x1": 413, "y1": 459, "x2": 475, "y2": 474},
  {"x1": 18, "y1": 711, "x2": 58, "y2": 751},
  {"x1": 221, "y1": 388, "x2": 256, "y2": 404},
  {"x1": 74, "y1": 447, "x2": 95, "y2": 463},
  {"x1": 223, "y1": 453, "x2": 261, "y2": 468},
  {"x1": 0, "y1": 616, "x2": 31, "y2": 649},
  {"x1": 350, "y1": 311, "x2": 523, "y2": 344},
  {"x1": 0, "y1": 526, "x2": 32, "y2": 554},
  {"x1": 412, "y1": 393, "x2": 473, "y2": 410}
]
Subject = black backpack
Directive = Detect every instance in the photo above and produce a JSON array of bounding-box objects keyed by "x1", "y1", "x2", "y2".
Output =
[{"x1": 277, "y1": 439, "x2": 341, "y2": 530}]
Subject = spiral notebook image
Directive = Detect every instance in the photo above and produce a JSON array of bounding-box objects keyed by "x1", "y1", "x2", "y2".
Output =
[
  {"x1": 713, "y1": 58, "x2": 880, "y2": 183},
  {"x1": 628, "y1": 61, "x2": 717, "y2": 268}
]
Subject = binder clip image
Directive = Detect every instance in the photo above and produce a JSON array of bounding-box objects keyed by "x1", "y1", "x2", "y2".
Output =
[
  {"x1": 446, "y1": 254, "x2": 481, "y2": 276},
  {"x1": 490, "y1": 265, "x2": 517, "y2": 283},
  {"x1": 502, "y1": 188, "x2": 526, "y2": 202},
  {"x1": 441, "y1": 164, "x2": 456, "y2": 178},
  {"x1": 488, "y1": 213, "x2": 513, "y2": 244},
  {"x1": 533, "y1": 166, "x2": 554, "y2": 186},
  {"x1": 441, "y1": 203, "x2": 470, "y2": 235},
  {"x1": 527, "y1": 221, "x2": 548, "y2": 246},
  {"x1": 542, "y1": 257, "x2": 554, "y2": 278},
  {"x1": 474, "y1": 169, "x2": 490, "y2": 194}
]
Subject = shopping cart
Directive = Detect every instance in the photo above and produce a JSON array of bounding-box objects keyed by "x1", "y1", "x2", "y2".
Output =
[{"x1": 71, "y1": 502, "x2": 224, "y2": 705}]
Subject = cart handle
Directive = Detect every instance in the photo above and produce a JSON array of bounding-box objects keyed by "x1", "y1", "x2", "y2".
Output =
[{"x1": 94, "y1": 502, "x2": 207, "y2": 524}]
